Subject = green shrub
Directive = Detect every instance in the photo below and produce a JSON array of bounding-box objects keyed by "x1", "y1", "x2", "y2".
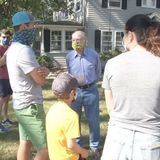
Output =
[
  {"x1": 100, "y1": 48, "x2": 122, "y2": 61},
  {"x1": 36, "y1": 55, "x2": 53, "y2": 69}
]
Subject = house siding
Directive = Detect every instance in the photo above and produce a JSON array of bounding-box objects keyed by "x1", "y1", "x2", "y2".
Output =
[
  {"x1": 36, "y1": 24, "x2": 84, "y2": 67},
  {"x1": 37, "y1": 0, "x2": 160, "y2": 68},
  {"x1": 85, "y1": 0, "x2": 160, "y2": 50}
]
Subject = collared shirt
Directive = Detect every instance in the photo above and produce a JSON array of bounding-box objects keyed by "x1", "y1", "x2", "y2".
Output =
[{"x1": 66, "y1": 48, "x2": 101, "y2": 86}]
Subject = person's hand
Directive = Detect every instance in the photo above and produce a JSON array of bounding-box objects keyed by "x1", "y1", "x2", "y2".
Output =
[
  {"x1": 0, "y1": 54, "x2": 7, "y2": 66},
  {"x1": 37, "y1": 66, "x2": 50, "y2": 78},
  {"x1": 80, "y1": 149, "x2": 89, "y2": 159}
]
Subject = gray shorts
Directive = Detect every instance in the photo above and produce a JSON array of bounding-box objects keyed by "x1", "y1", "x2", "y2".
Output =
[{"x1": 0, "y1": 79, "x2": 12, "y2": 97}]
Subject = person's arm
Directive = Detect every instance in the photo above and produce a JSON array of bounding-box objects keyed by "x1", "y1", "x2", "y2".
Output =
[
  {"x1": 0, "y1": 54, "x2": 6, "y2": 67},
  {"x1": 30, "y1": 66, "x2": 49, "y2": 86},
  {"x1": 95, "y1": 51, "x2": 102, "y2": 81},
  {"x1": 67, "y1": 139, "x2": 89, "y2": 158},
  {"x1": 104, "y1": 89, "x2": 114, "y2": 114}
]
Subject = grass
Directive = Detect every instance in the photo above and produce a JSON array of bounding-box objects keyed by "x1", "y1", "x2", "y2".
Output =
[{"x1": 0, "y1": 77, "x2": 109, "y2": 160}]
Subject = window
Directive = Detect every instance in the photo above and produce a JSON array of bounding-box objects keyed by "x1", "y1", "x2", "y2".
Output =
[
  {"x1": 102, "y1": 0, "x2": 108, "y2": 8},
  {"x1": 142, "y1": 0, "x2": 156, "y2": 8},
  {"x1": 102, "y1": 0, "x2": 127, "y2": 9},
  {"x1": 51, "y1": 31, "x2": 62, "y2": 51},
  {"x1": 115, "y1": 32, "x2": 123, "y2": 49},
  {"x1": 49, "y1": 30, "x2": 75, "y2": 52},
  {"x1": 75, "y1": 0, "x2": 81, "y2": 12},
  {"x1": 65, "y1": 31, "x2": 74, "y2": 50},
  {"x1": 64, "y1": 11, "x2": 69, "y2": 19},
  {"x1": 101, "y1": 31, "x2": 112, "y2": 52},
  {"x1": 109, "y1": 0, "x2": 121, "y2": 9},
  {"x1": 101, "y1": 31, "x2": 123, "y2": 53}
]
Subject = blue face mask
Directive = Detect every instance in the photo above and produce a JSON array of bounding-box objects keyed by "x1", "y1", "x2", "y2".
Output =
[
  {"x1": 2, "y1": 37, "x2": 10, "y2": 46},
  {"x1": 13, "y1": 28, "x2": 37, "y2": 46}
]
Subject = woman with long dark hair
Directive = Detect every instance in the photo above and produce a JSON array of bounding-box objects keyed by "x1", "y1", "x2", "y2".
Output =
[{"x1": 101, "y1": 14, "x2": 160, "y2": 160}]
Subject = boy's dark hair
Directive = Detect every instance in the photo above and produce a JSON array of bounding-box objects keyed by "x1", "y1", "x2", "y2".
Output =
[{"x1": 52, "y1": 72, "x2": 78, "y2": 99}]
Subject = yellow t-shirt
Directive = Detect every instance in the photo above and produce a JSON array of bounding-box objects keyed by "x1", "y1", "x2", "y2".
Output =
[{"x1": 46, "y1": 101, "x2": 80, "y2": 160}]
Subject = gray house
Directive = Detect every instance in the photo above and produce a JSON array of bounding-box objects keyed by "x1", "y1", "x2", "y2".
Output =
[{"x1": 35, "y1": 0, "x2": 160, "y2": 67}]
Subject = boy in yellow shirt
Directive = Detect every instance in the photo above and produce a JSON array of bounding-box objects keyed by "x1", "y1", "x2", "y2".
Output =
[{"x1": 46, "y1": 72, "x2": 89, "y2": 160}]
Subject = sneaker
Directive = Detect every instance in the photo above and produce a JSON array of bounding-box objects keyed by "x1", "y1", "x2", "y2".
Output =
[
  {"x1": 0, "y1": 123, "x2": 9, "y2": 133},
  {"x1": 1, "y1": 119, "x2": 17, "y2": 127},
  {"x1": 91, "y1": 149, "x2": 101, "y2": 160}
]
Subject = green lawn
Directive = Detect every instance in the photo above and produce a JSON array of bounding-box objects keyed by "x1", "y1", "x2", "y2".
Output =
[{"x1": 0, "y1": 77, "x2": 109, "y2": 160}]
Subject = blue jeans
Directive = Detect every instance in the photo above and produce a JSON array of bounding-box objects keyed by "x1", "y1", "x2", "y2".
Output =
[
  {"x1": 72, "y1": 83, "x2": 100, "y2": 150},
  {"x1": 101, "y1": 125, "x2": 160, "y2": 160}
]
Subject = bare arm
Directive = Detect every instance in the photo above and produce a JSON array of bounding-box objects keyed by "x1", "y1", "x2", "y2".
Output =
[
  {"x1": 0, "y1": 54, "x2": 6, "y2": 67},
  {"x1": 30, "y1": 66, "x2": 50, "y2": 86},
  {"x1": 104, "y1": 89, "x2": 114, "y2": 114},
  {"x1": 67, "y1": 139, "x2": 89, "y2": 158}
]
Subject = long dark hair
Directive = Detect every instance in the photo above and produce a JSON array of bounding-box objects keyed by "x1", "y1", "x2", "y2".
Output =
[
  {"x1": 125, "y1": 14, "x2": 152, "y2": 43},
  {"x1": 141, "y1": 21, "x2": 160, "y2": 57},
  {"x1": 126, "y1": 14, "x2": 160, "y2": 57}
]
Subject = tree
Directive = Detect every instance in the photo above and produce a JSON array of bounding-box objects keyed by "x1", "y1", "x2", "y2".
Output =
[
  {"x1": 0, "y1": 0, "x2": 74, "y2": 28},
  {"x1": 40, "y1": 0, "x2": 74, "y2": 22}
]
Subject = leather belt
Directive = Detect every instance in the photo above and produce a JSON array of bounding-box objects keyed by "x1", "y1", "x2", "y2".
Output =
[{"x1": 78, "y1": 82, "x2": 95, "y2": 89}]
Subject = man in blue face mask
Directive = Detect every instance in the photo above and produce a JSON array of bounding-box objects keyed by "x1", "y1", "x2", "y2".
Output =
[
  {"x1": 6, "y1": 11, "x2": 49, "y2": 160},
  {"x1": 0, "y1": 29, "x2": 16, "y2": 133}
]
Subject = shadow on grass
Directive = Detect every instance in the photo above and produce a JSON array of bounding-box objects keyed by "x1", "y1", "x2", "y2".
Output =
[
  {"x1": 80, "y1": 112, "x2": 109, "y2": 155},
  {"x1": 98, "y1": 83, "x2": 105, "y2": 101},
  {"x1": 0, "y1": 128, "x2": 19, "y2": 142},
  {"x1": 81, "y1": 132, "x2": 107, "y2": 150},
  {"x1": 43, "y1": 96, "x2": 56, "y2": 101},
  {"x1": 42, "y1": 79, "x2": 53, "y2": 90},
  {"x1": 81, "y1": 112, "x2": 110, "y2": 124},
  {"x1": 0, "y1": 156, "x2": 16, "y2": 160},
  {"x1": 44, "y1": 79, "x2": 106, "y2": 99}
]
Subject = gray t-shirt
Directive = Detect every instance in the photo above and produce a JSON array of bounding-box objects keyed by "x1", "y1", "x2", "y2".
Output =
[
  {"x1": 102, "y1": 49, "x2": 160, "y2": 136},
  {"x1": 6, "y1": 42, "x2": 43, "y2": 109}
]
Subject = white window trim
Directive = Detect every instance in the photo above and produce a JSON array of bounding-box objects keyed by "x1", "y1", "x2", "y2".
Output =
[
  {"x1": 142, "y1": 0, "x2": 157, "y2": 8},
  {"x1": 114, "y1": 30, "x2": 124, "y2": 49},
  {"x1": 50, "y1": 30, "x2": 62, "y2": 53},
  {"x1": 101, "y1": 30, "x2": 113, "y2": 53},
  {"x1": 108, "y1": 0, "x2": 122, "y2": 10},
  {"x1": 50, "y1": 29, "x2": 76, "y2": 53},
  {"x1": 100, "y1": 30, "x2": 123, "y2": 53},
  {"x1": 75, "y1": 0, "x2": 81, "y2": 13},
  {"x1": 65, "y1": 31, "x2": 75, "y2": 52}
]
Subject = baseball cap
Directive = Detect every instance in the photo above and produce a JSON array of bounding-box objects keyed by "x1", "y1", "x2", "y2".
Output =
[{"x1": 12, "y1": 11, "x2": 35, "y2": 27}]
